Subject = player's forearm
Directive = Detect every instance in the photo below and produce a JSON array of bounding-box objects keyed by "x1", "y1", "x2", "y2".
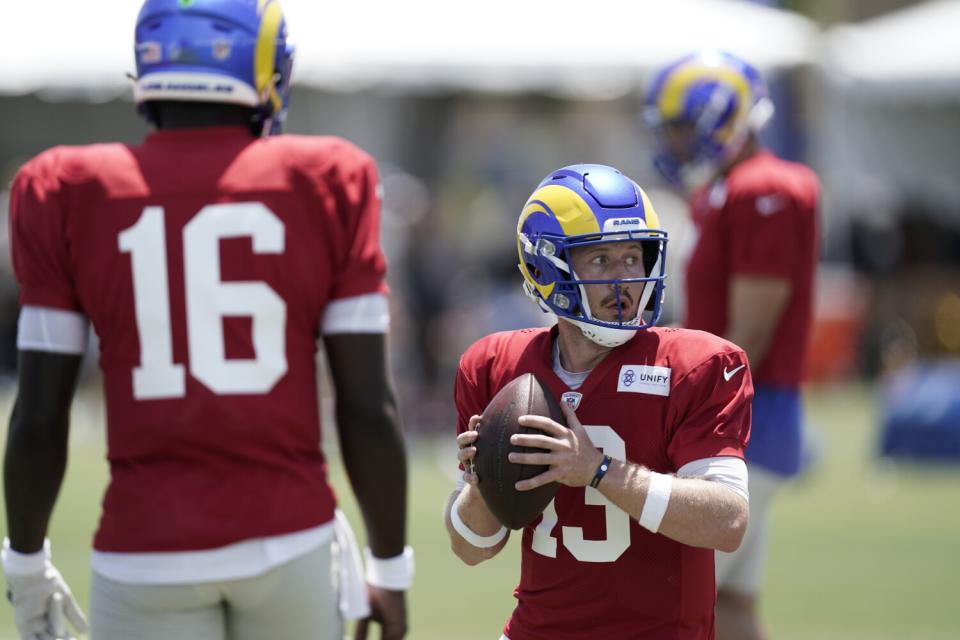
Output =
[
  {"x1": 598, "y1": 460, "x2": 748, "y2": 552},
  {"x1": 444, "y1": 487, "x2": 508, "y2": 565},
  {"x1": 337, "y1": 399, "x2": 408, "y2": 559},
  {"x1": 4, "y1": 352, "x2": 82, "y2": 553},
  {"x1": 657, "y1": 476, "x2": 748, "y2": 552},
  {"x1": 3, "y1": 406, "x2": 69, "y2": 553},
  {"x1": 726, "y1": 275, "x2": 791, "y2": 370}
]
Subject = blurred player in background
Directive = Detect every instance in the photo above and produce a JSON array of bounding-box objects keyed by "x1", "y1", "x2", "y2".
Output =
[
  {"x1": 2, "y1": 1, "x2": 410, "y2": 639},
  {"x1": 446, "y1": 165, "x2": 753, "y2": 639},
  {"x1": 646, "y1": 51, "x2": 820, "y2": 640}
]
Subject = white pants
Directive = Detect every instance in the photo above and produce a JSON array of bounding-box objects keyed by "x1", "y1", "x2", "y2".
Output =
[
  {"x1": 715, "y1": 464, "x2": 784, "y2": 595},
  {"x1": 90, "y1": 541, "x2": 342, "y2": 640}
]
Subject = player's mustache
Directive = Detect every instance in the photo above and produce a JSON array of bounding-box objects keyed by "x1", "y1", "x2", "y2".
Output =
[{"x1": 601, "y1": 288, "x2": 635, "y2": 309}]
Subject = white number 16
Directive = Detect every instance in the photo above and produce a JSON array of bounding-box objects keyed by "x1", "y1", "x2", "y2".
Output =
[{"x1": 118, "y1": 203, "x2": 288, "y2": 400}]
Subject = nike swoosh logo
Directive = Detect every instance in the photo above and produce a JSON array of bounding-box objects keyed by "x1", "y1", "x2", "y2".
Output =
[{"x1": 723, "y1": 364, "x2": 746, "y2": 382}]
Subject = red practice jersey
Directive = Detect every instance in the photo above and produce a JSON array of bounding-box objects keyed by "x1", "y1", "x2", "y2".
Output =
[
  {"x1": 9, "y1": 126, "x2": 386, "y2": 552},
  {"x1": 455, "y1": 326, "x2": 753, "y2": 640},
  {"x1": 685, "y1": 150, "x2": 819, "y2": 387}
]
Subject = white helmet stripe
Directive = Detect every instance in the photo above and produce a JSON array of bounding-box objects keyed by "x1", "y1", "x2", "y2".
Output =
[
  {"x1": 572, "y1": 269, "x2": 593, "y2": 320},
  {"x1": 637, "y1": 250, "x2": 663, "y2": 315},
  {"x1": 546, "y1": 254, "x2": 569, "y2": 271},
  {"x1": 519, "y1": 233, "x2": 536, "y2": 255}
]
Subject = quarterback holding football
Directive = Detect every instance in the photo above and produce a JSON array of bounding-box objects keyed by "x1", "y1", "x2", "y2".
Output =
[{"x1": 446, "y1": 164, "x2": 753, "y2": 639}]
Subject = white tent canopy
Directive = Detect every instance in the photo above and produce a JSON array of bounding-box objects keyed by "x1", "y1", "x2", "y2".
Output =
[
  {"x1": 0, "y1": 0, "x2": 818, "y2": 99},
  {"x1": 815, "y1": 0, "x2": 960, "y2": 235},
  {"x1": 824, "y1": 0, "x2": 960, "y2": 99}
]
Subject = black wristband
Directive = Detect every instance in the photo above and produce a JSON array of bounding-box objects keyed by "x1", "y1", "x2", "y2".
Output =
[{"x1": 589, "y1": 454, "x2": 613, "y2": 488}]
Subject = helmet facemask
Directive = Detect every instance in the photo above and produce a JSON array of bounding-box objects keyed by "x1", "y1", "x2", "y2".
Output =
[{"x1": 520, "y1": 230, "x2": 668, "y2": 348}]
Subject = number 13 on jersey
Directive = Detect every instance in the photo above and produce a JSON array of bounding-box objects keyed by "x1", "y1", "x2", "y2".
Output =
[
  {"x1": 118, "y1": 203, "x2": 288, "y2": 400},
  {"x1": 532, "y1": 425, "x2": 631, "y2": 563}
]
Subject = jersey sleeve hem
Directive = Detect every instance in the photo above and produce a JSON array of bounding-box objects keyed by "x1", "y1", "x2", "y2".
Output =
[
  {"x1": 671, "y1": 440, "x2": 745, "y2": 471},
  {"x1": 18, "y1": 290, "x2": 83, "y2": 313},
  {"x1": 328, "y1": 279, "x2": 389, "y2": 303},
  {"x1": 17, "y1": 306, "x2": 90, "y2": 355},
  {"x1": 321, "y1": 292, "x2": 389, "y2": 335}
]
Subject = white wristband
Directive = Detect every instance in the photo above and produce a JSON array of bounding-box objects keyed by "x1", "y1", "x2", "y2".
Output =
[
  {"x1": 450, "y1": 495, "x2": 508, "y2": 549},
  {"x1": 2, "y1": 537, "x2": 50, "y2": 576},
  {"x1": 364, "y1": 546, "x2": 414, "y2": 590},
  {"x1": 638, "y1": 472, "x2": 673, "y2": 533}
]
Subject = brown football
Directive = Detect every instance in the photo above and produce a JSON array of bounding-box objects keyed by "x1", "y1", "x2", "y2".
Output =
[{"x1": 474, "y1": 373, "x2": 563, "y2": 530}]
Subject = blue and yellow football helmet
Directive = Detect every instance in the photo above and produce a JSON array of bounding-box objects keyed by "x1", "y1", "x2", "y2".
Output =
[
  {"x1": 133, "y1": 0, "x2": 294, "y2": 134},
  {"x1": 517, "y1": 165, "x2": 668, "y2": 347},
  {"x1": 645, "y1": 50, "x2": 773, "y2": 190}
]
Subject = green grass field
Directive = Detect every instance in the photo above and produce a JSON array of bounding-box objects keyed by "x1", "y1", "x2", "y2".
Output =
[{"x1": 1, "y1": 382, "x2": 958, "y2": 639}]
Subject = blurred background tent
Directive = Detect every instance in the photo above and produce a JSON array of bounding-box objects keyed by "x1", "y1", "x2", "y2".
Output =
[
  {"x1": 818, "y1": 0, "x2": 960, "y2": 244},
  {"x1": 0, "y1": 0, "x2": 817, "y2": 96},
  {"x1": 0, "y1": 0, "x2": 819, "y2": 190}
]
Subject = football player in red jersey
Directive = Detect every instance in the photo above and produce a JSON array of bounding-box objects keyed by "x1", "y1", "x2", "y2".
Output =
[
  {"x1": 646, "y1": 51, "x2": 820, "y2": 640},
  {"x1": 2, "y1": 1, "x2": 409, "y2": 639},
  {"x1": 445, "y1": 164, "x2": 752, "y2": 640}
]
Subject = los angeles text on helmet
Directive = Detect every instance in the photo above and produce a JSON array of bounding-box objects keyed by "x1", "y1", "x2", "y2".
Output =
[{"x1": 140, "y1": 81, "x2": 236, "y2": 94}]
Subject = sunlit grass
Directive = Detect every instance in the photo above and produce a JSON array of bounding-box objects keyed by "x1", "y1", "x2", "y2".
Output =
[{"x1": 0, "y1": 383, "x2": 957, "y2": 638}]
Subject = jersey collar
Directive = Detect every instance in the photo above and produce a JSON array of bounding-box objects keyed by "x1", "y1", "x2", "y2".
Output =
[
  {"x1": 144, "y1": 126, "x2": 256, "y2": 146},
  {"x1": 540, "y1": 324, "x2": 645, "y2": 398}
]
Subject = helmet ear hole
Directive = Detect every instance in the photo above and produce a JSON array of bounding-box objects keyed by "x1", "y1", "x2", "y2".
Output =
[
  {"x1": 645, "y1": 290, "x2": 658, "y2": 312},
  {"x1": 525, "y1": 262, "x2": 546, "y2": 284},
  {"x1": 641, "y1": 239, "x2": 664, "y2": 312},
  {"x1": 641, "y1": 241, "x2": 660, "y2": 276}
]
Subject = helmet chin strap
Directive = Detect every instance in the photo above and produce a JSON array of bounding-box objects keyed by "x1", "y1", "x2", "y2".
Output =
[
  {"x1": 571, "y1": 269, "x2": 642, "y2": 348},
  {"x1": 568, "y1": 318, "x2": 636, "y2": 348}
]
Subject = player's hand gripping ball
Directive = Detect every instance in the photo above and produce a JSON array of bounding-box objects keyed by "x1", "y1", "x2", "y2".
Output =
[{"x1": 474, "y1": 373, "x2": 562, "y2": 529}]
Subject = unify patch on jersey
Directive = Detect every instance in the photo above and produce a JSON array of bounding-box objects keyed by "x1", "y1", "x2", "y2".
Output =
[{"x1": 617, "y1": 365, "x2": 671, "y2": 396}]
